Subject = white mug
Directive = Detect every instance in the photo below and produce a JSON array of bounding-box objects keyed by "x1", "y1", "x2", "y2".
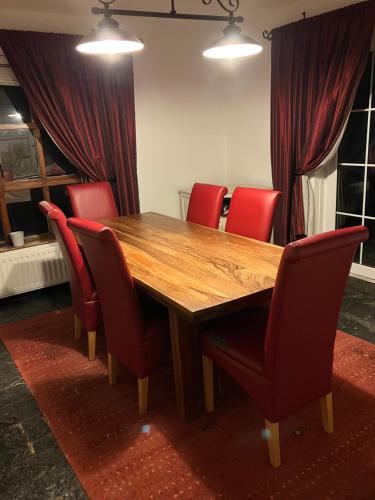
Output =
[{"x1": 9, "y1": 231, "x2": 25, "y2": 247}]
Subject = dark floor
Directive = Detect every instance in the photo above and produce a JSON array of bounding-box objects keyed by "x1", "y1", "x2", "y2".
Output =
[
  {"x1": 0, "y1": 284, "x2": 86, "y2": 499},
  {"x1": 0, "y1": 283, "x2": 72, "y2": 325},
  {"x1": 338, "y1": 277, "x2": 375, "y2": 344},
  {"x1": 0, "y1": 277, "x2": 374, "y2": 499}
]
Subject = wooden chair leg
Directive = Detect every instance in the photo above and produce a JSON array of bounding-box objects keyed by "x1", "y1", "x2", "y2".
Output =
[
  {"x1": 320, "y1": 392, "x2": 334, "y2": 434},
  {"x1": 108, "y1": 353, "x2": 118, "y2": 386},
  {"x1": 265, "y1": 420, "x2": 281, "y2": 468},
  {"x1": 202, "y1": 355, "x2": 214, "y2": 412},
  {"x1": 74, "y1": 314, "x2": 81, "y2": 340},
  {"x1": 87, "y1": 330, "x2": 96, "y2": 361},
  {"x1": 138, "y1": 377, "x2": 149, "y2": 416}
]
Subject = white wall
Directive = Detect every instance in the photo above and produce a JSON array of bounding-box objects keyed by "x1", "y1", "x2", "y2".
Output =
[
  {"x1": 0, "y1": 0, "x2": 365, "y2": 217},
  {"x1": 133, "y1": 19, "x2": 230, "y2": 216}
]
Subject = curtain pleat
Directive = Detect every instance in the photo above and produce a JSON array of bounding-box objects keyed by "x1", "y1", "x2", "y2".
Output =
[
  {"x1": 271, "y1": 2, "x2": 375, "y2": 245},
  {"x1": 0, "y1": 30, "x2": 139, "y2": 215}
]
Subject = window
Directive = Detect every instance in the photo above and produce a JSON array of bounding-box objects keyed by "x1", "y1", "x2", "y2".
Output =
[
  {"x1": 336, "y1": 53, "x2": 375, "y2": 268},
  {"x1": 0, "y1": 85, "x2": 81, "y2": 250}
]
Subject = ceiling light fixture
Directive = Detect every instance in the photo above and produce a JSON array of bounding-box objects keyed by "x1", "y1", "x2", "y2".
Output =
[
  {"x1": 77, "y1": 0, "x2": 144, "y2": 55},
  {"x1": 77, "y1": 0, "x2": 262, "y2": 60},
  {"x1": 203, "y1": 22, "x2": 263, "y2": 59}
]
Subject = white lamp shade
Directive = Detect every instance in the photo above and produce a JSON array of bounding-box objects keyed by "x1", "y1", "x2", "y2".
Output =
[
  {"x1": 203, "y1": 23, "x2": 262, "y2": 60},
  {"x1": 77, "y1": 17, "x2": 144, "y2": 55}
]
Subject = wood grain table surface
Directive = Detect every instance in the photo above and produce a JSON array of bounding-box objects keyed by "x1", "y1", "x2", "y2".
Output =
[
  {"x1": 102, "y1": 212, "x2": 283, "y2": 420},
  {"x1": 103, "y1": 212, "x2": 282, "y2": 320}
]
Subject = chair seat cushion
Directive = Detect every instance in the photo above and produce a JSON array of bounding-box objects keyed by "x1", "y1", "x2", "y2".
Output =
[{"x1": 201, "y1": 307, "x2": 268, "y2": 375}]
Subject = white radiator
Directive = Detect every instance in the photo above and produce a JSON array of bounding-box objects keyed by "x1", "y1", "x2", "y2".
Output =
[
  {"x1": 178, "y1": 190, "x2": 191, "y2": 221},
  {"x1": 0, "y1": 242, "x2": 68, "y2": 298}
]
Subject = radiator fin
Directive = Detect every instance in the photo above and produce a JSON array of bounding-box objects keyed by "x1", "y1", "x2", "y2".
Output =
[{"x1": 0, "y1": 242, "x2": 68, "y2": 298}]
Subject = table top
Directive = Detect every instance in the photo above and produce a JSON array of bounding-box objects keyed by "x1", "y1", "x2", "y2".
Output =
[{"x1": 102, "y1": 212, "x2": 283, "y2": 322}]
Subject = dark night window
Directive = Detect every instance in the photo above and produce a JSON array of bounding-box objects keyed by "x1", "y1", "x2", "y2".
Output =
[
  {"x1": 0, "y1": 84, "x2": 81, "y2": 249},
  {"x1": 336, "y1": 52, "x2": 375, "y2": 268}
]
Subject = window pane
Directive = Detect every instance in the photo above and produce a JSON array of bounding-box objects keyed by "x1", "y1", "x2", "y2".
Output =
[
  {"x1": 0, "y1": 86, "x2": 31, "y2": 124},
  {"x1": 336, "y1": 165, "x2": 364, "y2": 215},
  {"x1": 338, "y1": 112, "x2": 367, "y2": 164},
  {"x1": 353, "y1": 54, "x2": 372, "y2": 110},
  {"x1": 0, "y1": 129, "x2": 40, "y2": 180},
  {"x1": 6, "y1": 188, "x2": 48, "y2": 237},
  {"x1": 362, "y1": 219, "x2": 375, "y2": 268},
  {"x1": 368, "y1": 112, "x2": 375, "y2": 164},
  {"x1": 50, "y1": 185, "x2": 73, "y2": 217},
  {"x1": 336, "y1": 214, "x2": 361, "y2": 263},
  {"x1": 42, "y1": 131, "x2": 77, "y2": 177},
  {"x1": 365, "y1": 167, "x2": 375, "y2": 217}
]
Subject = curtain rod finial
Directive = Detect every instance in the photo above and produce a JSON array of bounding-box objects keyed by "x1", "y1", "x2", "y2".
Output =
[{"x1": 263, "y1": 30, "x2": 272, "y2": 41}]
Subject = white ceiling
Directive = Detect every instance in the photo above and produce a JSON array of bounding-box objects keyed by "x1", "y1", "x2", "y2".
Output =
[
  {"x1": 0, "y1": 0, "x2": 316, "y2": 15},
  {"x1": 0, "y1": 0, "x2": 365, "y2": 35}
]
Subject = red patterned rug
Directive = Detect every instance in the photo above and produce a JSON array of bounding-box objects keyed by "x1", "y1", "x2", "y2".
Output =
[{"x1": 1, "y1": 308, "x2": 375, "y2": 499}]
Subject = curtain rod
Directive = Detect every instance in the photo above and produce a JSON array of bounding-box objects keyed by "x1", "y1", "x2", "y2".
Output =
[{"x1": 263, "y1": 12, "x2": 306, "y2": 41}]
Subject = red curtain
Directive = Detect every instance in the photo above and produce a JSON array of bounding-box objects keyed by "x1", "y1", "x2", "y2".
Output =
[
  {"x1": 0, "y1": 30, "x2": 139, "y2": 215},
  {"x1": 271, "y1": 2, "x2": 375, "y2": 245}
]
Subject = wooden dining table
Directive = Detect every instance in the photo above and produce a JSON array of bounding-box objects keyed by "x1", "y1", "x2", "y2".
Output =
[{"x1": 102, "y1": 212, "x2": 283, "y2": 421}]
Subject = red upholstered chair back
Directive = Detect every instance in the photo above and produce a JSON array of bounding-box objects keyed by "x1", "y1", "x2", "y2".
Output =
[
  {"x1": 67, "y1": 218, "x2": 145, "y2": 359},
  {"x1": 225, "y1": 187, "x2": 281, "y2": 242},
  {"x1": 264, "y1": 226, "x2": 368, "y2": 417},
  {"x1": 67, "y1": 181, "x2": 119, "y2": 220},
  {"x1": 38, "y1": 201, "x2": 94, "y2": 307},
  {"x1": 186, "y1": 183, "x2": 228, "y2": 229}
]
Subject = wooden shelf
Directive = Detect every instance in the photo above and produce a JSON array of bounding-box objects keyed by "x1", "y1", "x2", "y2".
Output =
[{"x1": 0, "y1": 233, "x2": 55, "y2": 253}]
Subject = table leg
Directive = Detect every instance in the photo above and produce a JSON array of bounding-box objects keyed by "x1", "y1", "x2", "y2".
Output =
[{"x1": 169, "y1": 309, "x2": 203, "y2": 422}]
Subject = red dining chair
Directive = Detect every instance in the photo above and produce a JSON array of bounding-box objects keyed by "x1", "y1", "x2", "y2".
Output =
[
  {"x1": 39, "y1": 201, "x2": 101, "y2": 361},
  {"x1": 67, "y1": 181, "x2": 119, "y2": 220},
  {"x1": 67, "y1": 218, "x2": 169, "y2": 415},
  {"x1": 186, "y1": 183, "x2": 228, "y2": 229},
  {"x1": 225, "y1": 187, "x2": 281, "y2": 242},
  {"x1": 201, "y1": 226, "x2": 368, "y2": 467}
]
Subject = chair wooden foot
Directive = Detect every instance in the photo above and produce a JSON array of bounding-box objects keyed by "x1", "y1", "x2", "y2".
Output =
[
  {"x1": 202, "y1": 355, "x2": 214, "y2": 412},
  {"x1": 320, "y1": 392, "x2": 334, "y2": 434},
  {"x1": 138, "y1": 377, "x2": 149, "y2": 416},
  {"x1": 74, "y1": 314, "x2": 82, "y2": 340},
  {"x1": 108, "y1": 353, "x2": 118, "y2": 386},
  {"x1": 87, "y1": 330, "x2": 96, "y2": 361},
  {"x1": 265, "y1": 420, "x2": 281, "y2": 468}
]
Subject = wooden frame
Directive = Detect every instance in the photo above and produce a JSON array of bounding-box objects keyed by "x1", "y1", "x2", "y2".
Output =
[{"x1": 0, "y1": 120, "x2": 80, "y2": 249}]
